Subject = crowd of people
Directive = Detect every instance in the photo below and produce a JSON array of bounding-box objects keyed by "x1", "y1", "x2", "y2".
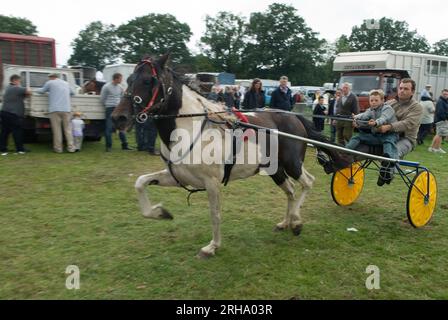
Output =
[
  {"x1": 0, "y1": 72, "x2": 159, "y2": 156},
  {"x1": 1, "y1": 73, "x2": 447, "y2": 176}
]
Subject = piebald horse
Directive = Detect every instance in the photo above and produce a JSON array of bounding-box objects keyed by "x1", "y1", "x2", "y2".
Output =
[{"x1": 112, "y1": 53, "x2": 352, "y2": 258}]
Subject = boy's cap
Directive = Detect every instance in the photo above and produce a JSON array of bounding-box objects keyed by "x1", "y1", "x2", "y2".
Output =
[{"x1": 73, "y1": 111, "x2": 82, "y2": 117}]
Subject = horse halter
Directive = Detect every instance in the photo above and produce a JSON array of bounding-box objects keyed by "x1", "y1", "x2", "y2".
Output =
[{"x1": 130, "y1": 58, "x2": 173, "y2": 123}]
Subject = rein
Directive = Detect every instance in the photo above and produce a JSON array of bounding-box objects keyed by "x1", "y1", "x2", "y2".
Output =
[
  {"x1": 141, "y1": 108, "x2": 357, "y2": 123},
  {"x1": 131, "y1": 58, "x2": 174, "y2": 124}
]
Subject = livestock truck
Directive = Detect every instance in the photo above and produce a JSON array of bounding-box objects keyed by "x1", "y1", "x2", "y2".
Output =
[{"x1": 333, "y1": 50, "x2": 448, "y2": 111}]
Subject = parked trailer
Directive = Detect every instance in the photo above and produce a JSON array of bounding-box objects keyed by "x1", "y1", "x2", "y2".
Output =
[
  {"x1": 333, "y1": 50, "x2": 448, "y2": 111},
  {"x1": 0, "y1": 33, "x2": 56, "y2": 67},
  {"x1": 1, "y1": 64, "x2": 104, "y2": 141}
]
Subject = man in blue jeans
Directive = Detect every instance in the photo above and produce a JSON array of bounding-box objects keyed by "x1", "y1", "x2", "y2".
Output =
[
  {"x1": 100, "y1": 73, "x2": 132, "y2": 152},
  {"x1": 135, "y1": 119, "x2": 159, "y2": 155},
  {"x1": 0, "y1": 74, "x2": 31, "y2": 155}
]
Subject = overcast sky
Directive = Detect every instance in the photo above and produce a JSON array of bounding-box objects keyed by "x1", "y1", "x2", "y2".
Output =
[{"x1": 2, "y1": 0, "x2": 447, "y2": 66}]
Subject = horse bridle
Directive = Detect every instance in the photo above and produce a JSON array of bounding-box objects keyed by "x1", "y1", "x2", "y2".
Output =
[{"x1": 127, "y1": 58, "x2": 173, "y2": 123}]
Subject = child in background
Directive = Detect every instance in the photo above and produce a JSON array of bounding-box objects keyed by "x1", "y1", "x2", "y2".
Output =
[
  {"x1": 312, "y1": 96, "x2": 327, "y2": 132},
  {"x1": 71, "y1": 112, "x2": 85, "y2": 152}
]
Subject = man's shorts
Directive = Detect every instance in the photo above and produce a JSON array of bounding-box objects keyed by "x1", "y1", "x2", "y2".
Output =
[{"x1": 436, "y1": 120, "x2": 448, "y2": 137}]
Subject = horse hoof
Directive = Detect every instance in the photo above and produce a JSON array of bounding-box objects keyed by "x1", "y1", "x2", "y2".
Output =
[
  {"x1": 292, "y1": 225, "x2": 303, "y2": 236},
  {"x1": 196, "y1": 250, "x2": 215, "y2": 259},
  {"x1": 160, "y1": 208, "x2": 174, "y2": 220},
  {"x1": 274, "y1": 225, "x2": 287, "y2": 232}
]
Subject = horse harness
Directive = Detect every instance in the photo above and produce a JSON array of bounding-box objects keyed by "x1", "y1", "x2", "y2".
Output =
[{"x1": 127, "y1": 59, "x2": 247, "y2": 202}]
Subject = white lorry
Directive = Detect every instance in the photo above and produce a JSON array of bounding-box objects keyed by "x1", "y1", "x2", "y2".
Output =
[
  {"x1": 0, "y1": 64, "x2": 105, "y2": 141},
  {"x1": 102, "y1": 63, "x2": 136, "y2": 90},
  {"x1": 333, "y1": 50, "x2": 448, "y2": 111}
]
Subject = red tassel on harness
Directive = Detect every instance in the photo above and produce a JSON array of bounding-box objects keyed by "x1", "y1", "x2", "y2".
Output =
[
  {"x1": 231, "y1": 107, "x2": 255, "y2": 141},
  {"x1": 232, "y1": 107, "x2": 249, "y2": 123}
]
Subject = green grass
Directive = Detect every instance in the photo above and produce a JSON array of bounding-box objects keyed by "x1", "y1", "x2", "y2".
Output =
[{"x1": 0, "y1": 132, "x2": 447, "y2": 300}]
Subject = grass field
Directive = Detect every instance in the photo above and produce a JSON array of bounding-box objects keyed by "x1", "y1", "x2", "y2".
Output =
[{"x1": 0, "y1": 131, "x2": 447, "y2": 300}]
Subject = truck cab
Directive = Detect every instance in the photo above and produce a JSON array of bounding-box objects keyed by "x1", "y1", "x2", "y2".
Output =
[
  {"x1": 337, "y1": 71, "x2": 404, "y2": 111},
  {"x1": 12, "y1": 66, "x2": 80, "y2": 93}
]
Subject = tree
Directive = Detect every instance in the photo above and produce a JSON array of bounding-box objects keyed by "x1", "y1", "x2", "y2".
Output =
[
  {"x1": 190, "y1": 54, "x2": 217, "y2": 72},
  {"x1": 244, "y1": 3, "x2": 325, "y2": 85},
  {"x1": 117, "y1": 14, "x2": 192, "y2": 64},
  {"x1": 318, "y1": 40, "x2": 340, "y2": 85},
  {"x1": 335, "y1": 35, "x2": 351, "y2": 54},
  {"x1": 432, "y1": 39, "x2": 448, "y2": 57},
  {"x1": 68, "y1": 21, "x2": 120, "y2": 70},
  {"x1": 347, "y1": 17, "x2": 430, "y2": 53},
  {"x1": 200, "y1": 12, "x2": 247, "y2": 74},
  {"x1": 0, "y1": 15, "x2": 37, "y2": 35}
]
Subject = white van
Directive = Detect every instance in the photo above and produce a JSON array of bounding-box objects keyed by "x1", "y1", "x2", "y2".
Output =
[{"x1": 102, "y1": 63, "x2": 137, "y2": 90}]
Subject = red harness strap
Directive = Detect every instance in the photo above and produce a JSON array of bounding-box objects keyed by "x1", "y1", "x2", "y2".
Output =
[
  {"x1": 139, "y1": 59, "x2": 161, "y2": 114},
  {"x1": 231, "y1": 107, "x2": 249, "y2": 123},
  {"x1": 230, "y1": 107, "x2": 256, "y2": 141}
]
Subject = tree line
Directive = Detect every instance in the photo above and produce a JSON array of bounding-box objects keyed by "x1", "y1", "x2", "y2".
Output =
[{"x1": 1, "y1": 3, "x2": 448, "y2": 86}]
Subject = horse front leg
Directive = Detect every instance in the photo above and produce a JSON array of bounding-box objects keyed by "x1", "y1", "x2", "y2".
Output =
[
  {"x1": 135, "y1": 169, "x2": 178, "y2": 219},
  {"x1": 197, "y1": 178, "x2": 222, "y2": 259}
]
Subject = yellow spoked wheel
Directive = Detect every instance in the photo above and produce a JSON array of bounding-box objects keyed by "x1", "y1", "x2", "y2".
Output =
[
  {"x1": 407, "y1": 170, "x2": 437, "y2": 228},
  {"x1": 331, "y1": 162, "x2": 365, "y2": 206}
]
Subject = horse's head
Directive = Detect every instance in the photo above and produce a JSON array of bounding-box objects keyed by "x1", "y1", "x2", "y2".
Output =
[
  {"x1": 83, "y1": 79, "x2": 100, "y2": 95},
  {"x1": 112, "y1": 53, "x2": 180, "y2": 131}
]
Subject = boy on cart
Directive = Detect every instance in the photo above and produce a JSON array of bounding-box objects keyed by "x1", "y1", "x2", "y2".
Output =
[{"x1": 345, "y1": 89, "x2": 398, "y2": 186}]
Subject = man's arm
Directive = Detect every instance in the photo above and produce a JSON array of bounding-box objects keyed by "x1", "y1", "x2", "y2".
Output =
[
  {"x1": 36, "y1": 82, "x2": 49, "y2": 94},
  {"x1": 379, "y1": 104, "x2": 422, "y2": 133},
  {"x1": 19, "y1": 87, "x2": 31, "y2": 96},
  {"x1": 435, "y1": 100, "x2": 448, "y2": 121},
  {"x1": 269, "y1": 90, "x2": 276, "y2": 108},
  {"x1": 100, "y1": 85, "x2": 108, "y2": 106},
  {"x1": 351, "y1": 95, "x2": 359, "y2": 115}
]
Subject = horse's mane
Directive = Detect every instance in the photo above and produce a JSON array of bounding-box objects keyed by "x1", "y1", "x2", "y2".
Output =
[{"x1": 169, "y1": 68, "x2": 207, "y2": 98}]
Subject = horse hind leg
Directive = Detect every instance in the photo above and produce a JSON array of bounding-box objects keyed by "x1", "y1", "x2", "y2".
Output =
[
  {"x1": 275, "y1": 165, "x2": 314, "y2": 236},
  {"x1": 289, "y1": 166, "x2": 315, "y2": 236},
  {"x1": 135, "y1": 169, "x2": 178, "y2": 219},
  {"x1": 271, "y1": 170, "x2": 291, "y2": 231}
]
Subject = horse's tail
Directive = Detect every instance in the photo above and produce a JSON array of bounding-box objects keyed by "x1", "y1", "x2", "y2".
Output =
[{"x1": 295, "y1": 115, "x2": 353, "y2": 173}]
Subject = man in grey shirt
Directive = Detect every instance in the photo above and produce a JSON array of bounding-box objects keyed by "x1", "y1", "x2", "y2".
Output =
[
  {"x1": 101, "y1": 73, "x2": 131, "y2": 152},
  {"x1": 36, "y1": 73, "x2": 76, "y2": 153},
  {"x1": 0, "y1": 74, "x2": 31, "y2": 155}
]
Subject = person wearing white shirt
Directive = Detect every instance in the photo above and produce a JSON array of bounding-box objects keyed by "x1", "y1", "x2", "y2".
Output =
[{"x1": 71, "y1": 112, "x2": 85, "y2": 152}]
